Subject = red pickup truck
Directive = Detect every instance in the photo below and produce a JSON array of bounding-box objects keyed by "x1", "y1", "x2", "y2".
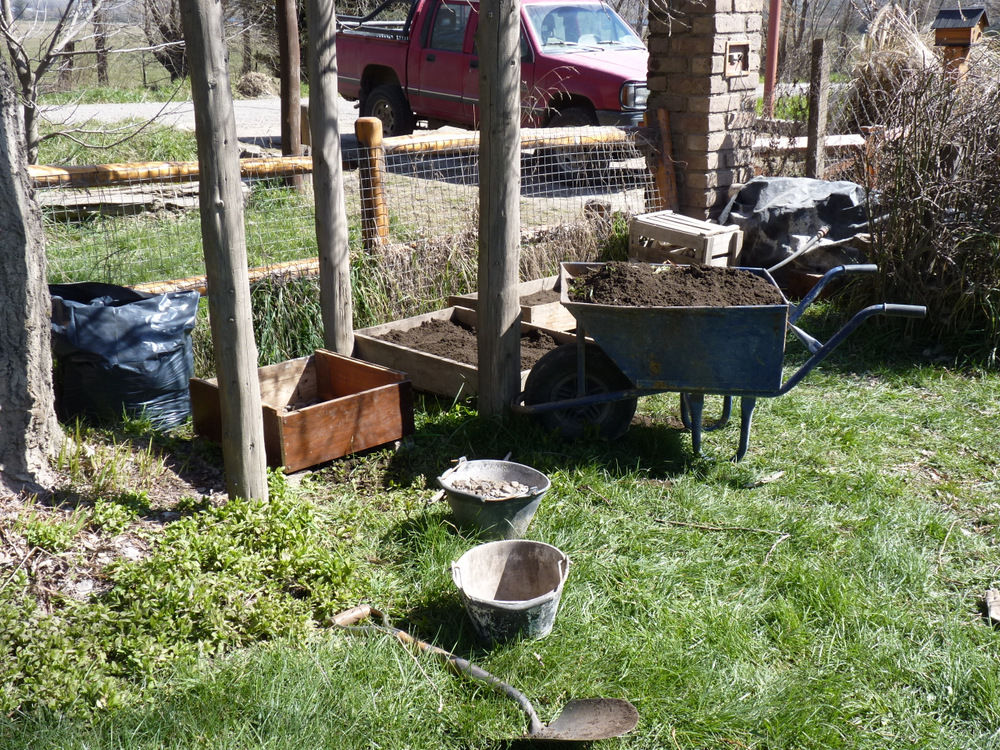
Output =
[{"x1": 336, "y1": 0, "x2": 648, "y2": 136}]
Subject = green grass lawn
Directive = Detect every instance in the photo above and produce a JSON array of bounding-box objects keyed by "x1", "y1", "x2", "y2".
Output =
[{"x1": 2, "y1": 310, "x2": 999, "y2": 749}]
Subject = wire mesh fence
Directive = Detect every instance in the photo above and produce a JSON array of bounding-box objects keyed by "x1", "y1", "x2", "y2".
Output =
[{"x1": 35, "y1": 125, "x2": 660, "y2": 323}]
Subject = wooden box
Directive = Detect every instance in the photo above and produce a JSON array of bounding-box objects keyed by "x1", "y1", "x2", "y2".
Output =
[
  {"x1": 628, "y1": 209, "x2": 742, "y2": 267},
  {"x1": 353, "y1": 306, "x2": 576, "y2": 398},
  {"x1": 447, "y1": 275, "x2": 576, "y2": 331},
  {"x1": 190, "y1": 349, "x2": 414, "y2": 472}
]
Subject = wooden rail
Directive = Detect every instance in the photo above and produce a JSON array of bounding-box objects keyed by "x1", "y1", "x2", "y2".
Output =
[{"x1": 28, "y1": 157, "x2": 315, "y2": 188}]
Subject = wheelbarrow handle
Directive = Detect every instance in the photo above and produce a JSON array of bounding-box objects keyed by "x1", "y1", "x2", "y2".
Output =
[
  {"x1": 780, "y1": 302, "x2": 926, "y2": 395},
  {"x1": 789, "y1": 264, "x2": 879, "y2": 324},
  {"x1": 882, "y1": 303, "x2": 927, "y2": 318}
]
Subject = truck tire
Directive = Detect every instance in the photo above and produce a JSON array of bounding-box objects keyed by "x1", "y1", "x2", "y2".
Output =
[
  {"x1": 361, "y1": 84, "x2": 415, "y2": 137},
  {"x1": 542, "y1": 105, "x2": 609, "y2": 182}
]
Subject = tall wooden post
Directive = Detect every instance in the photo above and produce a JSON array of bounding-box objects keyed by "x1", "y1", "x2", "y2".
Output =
[
  {"x1": 805, "y1": 38, "x2": 829, "y2": 179},
  {"x1": 180, "y1": 0, "x2": 268, "y2": 501},
  {"x1": 306, "y1": 0, "x2": 354, "y2": 354},
  {"x1": 277, "y1": 0, "x2": 303, "y2": 190},
  {"x1": 476, "y1": 0, "x2": 521, "y2": 417}
]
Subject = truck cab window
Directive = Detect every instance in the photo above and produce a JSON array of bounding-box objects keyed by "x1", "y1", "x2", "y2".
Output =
[{"x1": 430, "y1": 3, "x2": 472, "y2": 51}]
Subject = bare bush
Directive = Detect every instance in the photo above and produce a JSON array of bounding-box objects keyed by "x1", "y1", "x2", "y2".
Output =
[{"x1": 843, "y1": 43, "x2": 1000, "y2": 359}]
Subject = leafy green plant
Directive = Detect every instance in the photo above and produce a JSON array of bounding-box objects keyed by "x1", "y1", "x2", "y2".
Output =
[{"x1": 20, "y1": 515, "x2": 82, "y2": 553}]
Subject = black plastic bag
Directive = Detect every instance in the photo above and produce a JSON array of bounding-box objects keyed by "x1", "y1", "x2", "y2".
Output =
[{"x1": 49, "y1": 282, "x2": 200, "y2": 429}]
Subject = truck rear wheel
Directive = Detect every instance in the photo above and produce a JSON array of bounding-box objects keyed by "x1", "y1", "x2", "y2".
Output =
[{"x1": 361, "y1": 84, "x2": 415, "y2": 137}]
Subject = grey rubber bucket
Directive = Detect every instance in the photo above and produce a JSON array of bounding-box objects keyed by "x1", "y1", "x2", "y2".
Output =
[
  {"x1": 451, "y1": 540, "x2": 570, "y2": 645},
  {"x1": 437, "y1": 458, "x2": 551, "y2": 540}
]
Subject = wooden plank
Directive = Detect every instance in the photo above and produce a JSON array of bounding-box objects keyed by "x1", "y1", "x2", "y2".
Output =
[
  {"x1": 353, "y1": 307, "x2": 576, "y2": 398},
  {"x1": 257, "y1": 355, "x2": 315, "y2": 407},
  {"x1": 448, "y1": 275, "x2": 576, "y2": 332}
]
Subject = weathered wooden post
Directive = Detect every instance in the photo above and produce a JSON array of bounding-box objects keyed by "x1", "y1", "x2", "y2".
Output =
[
  {"x1": 805, "y1": 38, "x2": 829, "y2": 179},
  {"x1": 180, "y1": 0, "x2": 268, "y2": 501},
  {"x1": 355, "y1": 116, "x2": 390, "y2": 251},
  {"x1": 476, "y1": 0, "x2": 522, "y2": 417},
  {"x1": 306, "y1": 0, "x2": 354, "y2": 354},
  {"x1": 277, "y1": 0, "x2": 303, "y2": 190}
]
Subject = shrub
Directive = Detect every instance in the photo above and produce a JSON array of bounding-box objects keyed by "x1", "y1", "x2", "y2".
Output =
[{"x1": 843, "y1": 40, "x2": 1000, "y2": 359}]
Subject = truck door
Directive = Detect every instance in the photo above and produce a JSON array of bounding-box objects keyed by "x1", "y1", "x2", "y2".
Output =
[
  {"x1": 465, "y1": 9, "x2": 538, "y2": 128},
  {"x1": 408, "y1": 0, "x2": 477, "y2": 125}
]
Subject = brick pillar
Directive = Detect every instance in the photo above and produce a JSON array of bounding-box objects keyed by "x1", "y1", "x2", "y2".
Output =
[{"x1": 646, "y1": 0, "x2": 762, "y2": 219}]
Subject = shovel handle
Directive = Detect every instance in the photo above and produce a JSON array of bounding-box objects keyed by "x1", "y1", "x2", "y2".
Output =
[
  {"x1": 330, "y1": 604, "x2": 545, "y2": 736},
  {"x1": 332, "y1": 604, "x2": 373, "y2": 627}
]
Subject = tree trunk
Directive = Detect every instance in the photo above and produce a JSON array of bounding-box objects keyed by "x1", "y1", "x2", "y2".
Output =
[
  {"x1": 92, "y1": 0, "x2": 109, "y2": 86},
  {"x1": 305, "y1": 0, "x2": 354, "y2": 355},
  {"x1": 0, "y1": 61, "x2": 62, "y2": 493},
  {"x1": 277, "y1": 0, "x2": 302, "y2": 188},
  {"x1": 180, "y1": 0, "x2": 269, "y2": 501},
  {"x1": 476, "y1": 0, "x2": 522, "y2": 417}
]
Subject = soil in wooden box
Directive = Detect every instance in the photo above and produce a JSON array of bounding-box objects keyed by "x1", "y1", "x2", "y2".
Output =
[
  {"x1": 375, "y1": 317, "x2": 561, "y2": 370},
  {"x1": 569, "y1": 262, "x2": 784, "y2": 307}
]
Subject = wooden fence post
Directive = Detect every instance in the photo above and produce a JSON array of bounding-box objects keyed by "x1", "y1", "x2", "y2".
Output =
[
  {"x1": 476, "y1": 0, "x2": 522, "y2": 418},
  {"x1": 180, "y1": 0, "x2": 268, "y2": 501},
  {"x1": 655, "y1": 108, "x2": 679, "y2": 211},
  {"x1": 806, "y1": 38, "x2": 829, "y2": 179},
  {"x1": 355, "y1": 117, "x2": 389, "y2": 251},
  {"x1": 305, "y1": 0, "x2": 354, "y2": 355}
]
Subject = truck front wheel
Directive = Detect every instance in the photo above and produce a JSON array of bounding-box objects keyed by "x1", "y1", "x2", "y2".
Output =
[
  {"x1": 541, "y1": 105, "x2": 609, "y2": 183},
  {"x1": 361, "y1": 84, "x2": 415, "y2": 137}
]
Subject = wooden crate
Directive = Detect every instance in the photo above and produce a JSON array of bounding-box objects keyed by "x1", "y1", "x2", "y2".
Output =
[
  {"x1": 190, "y1": 349, "x2": 414, "y2": 472},
  {"x1": 628, "y1": 210, "x2": 742, "y2": 266},
  {"x1": 353, "y1": 306, "x2": 576, "y2": 398},
  {"x1": 447, "y1": 275, "x2": 576, "y2": 331}
]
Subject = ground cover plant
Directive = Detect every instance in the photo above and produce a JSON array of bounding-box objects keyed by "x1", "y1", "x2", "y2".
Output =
[{"x1": 2, "y1": 304, "x2": 999, "y2": 749}]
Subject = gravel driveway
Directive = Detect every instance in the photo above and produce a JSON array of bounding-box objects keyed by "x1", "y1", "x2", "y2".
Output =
[{"x1": 41, "y1": 96, "x2": 361, "y2": 148}]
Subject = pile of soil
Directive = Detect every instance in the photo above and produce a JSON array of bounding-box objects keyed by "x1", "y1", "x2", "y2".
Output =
[
  {"x1": 376, "y1": 318, "x2": 561, "y2": 369},
  {"x1": 519, "y1": 288, "x2": 560, "y2": 305},
  {"x1": 568, "y1": 262, "x2": 785, "y2": 307}
]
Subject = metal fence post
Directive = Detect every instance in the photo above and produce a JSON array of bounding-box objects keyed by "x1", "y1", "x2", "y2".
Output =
[{"x1": 355, "y1": 116, "x2": 389, "y2": 251}]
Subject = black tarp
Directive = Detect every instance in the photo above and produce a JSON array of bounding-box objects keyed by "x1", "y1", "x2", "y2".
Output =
[{"x1": 719, "y1": 176, "x2": 873, "y2": 272}]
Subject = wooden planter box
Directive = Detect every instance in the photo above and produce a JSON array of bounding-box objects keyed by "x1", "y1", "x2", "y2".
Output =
[
  {"x1": 190, "y1": 349, "x2": 413, "y2": 472},
  {"x1": 448, "y1": 275, "x2": 576, "y2": 331},
  {"x1": 353, "y1": 306, "x2": 575, "y2": 398}
]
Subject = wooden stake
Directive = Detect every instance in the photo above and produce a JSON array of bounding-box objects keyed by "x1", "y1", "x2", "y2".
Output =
[
  {"x1": 180, "y1": 0, "x2": 268, "y2": 501},
  {"x1": 805, "y1": 38, "x2": 829, "y2": 179},
  {"x1": 355, "y1": 117, "x2": 389, "y2": 251},
  {"x1": 655, "y1": 108, "x2": 679, "y2": 212},
  {"x1": 476, "y1": 0, "x2": 522, "y2": 417},
  {"x1": 305, "y1": 0, "x2": 354, "y2": 355}
]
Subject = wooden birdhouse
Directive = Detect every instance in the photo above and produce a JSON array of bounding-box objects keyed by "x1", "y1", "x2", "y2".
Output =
[{"x1": 931, "y1": 7, "x2": 990, "y2": 78}]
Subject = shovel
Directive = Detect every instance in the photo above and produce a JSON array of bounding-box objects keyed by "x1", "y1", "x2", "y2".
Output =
[{"x1": 332, "y1": 604, "x2": 639, "y2": 742}]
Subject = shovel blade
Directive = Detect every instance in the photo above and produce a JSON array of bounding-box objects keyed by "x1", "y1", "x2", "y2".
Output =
[{"x1": 528, "y1": 698, "x2": 638, "y2": 742}]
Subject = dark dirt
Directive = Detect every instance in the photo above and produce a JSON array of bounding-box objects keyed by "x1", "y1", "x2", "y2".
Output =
[
  {"x1": 569, "y1": 262, "x2": 785, "y2": 307},
  {"x1": 519, "y1": 289, "x2": 560, "y2": 306},
  {"x1": 377, "y1": 318, "x2": 562, "y2": 369}
]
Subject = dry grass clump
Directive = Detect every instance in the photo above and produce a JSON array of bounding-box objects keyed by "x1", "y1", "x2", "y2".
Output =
[{"x1": 840, "y1": 10, "x2": 1000, "y2": 359}]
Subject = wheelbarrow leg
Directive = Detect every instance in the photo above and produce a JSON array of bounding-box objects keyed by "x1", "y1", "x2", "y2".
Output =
[
  {"x1": 734, "y1": 397, "x2": 757, "y2": 462},
  {"x1": 680, "y1": 394, "x2": 732, "y2": 432},
  {"x1": 682, "y1": 393, "x2": 705, "y2": 455}
]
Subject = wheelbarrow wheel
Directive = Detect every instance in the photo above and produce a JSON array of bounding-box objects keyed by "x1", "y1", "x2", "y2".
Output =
[{"x1": 524, "y1": 343, "x2": 636, "y2": 439}]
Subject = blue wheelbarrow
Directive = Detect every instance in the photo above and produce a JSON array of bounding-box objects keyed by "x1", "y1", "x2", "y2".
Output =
[{"x1": 512, "y1": 262, "x2": 926, "y2": 461}]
